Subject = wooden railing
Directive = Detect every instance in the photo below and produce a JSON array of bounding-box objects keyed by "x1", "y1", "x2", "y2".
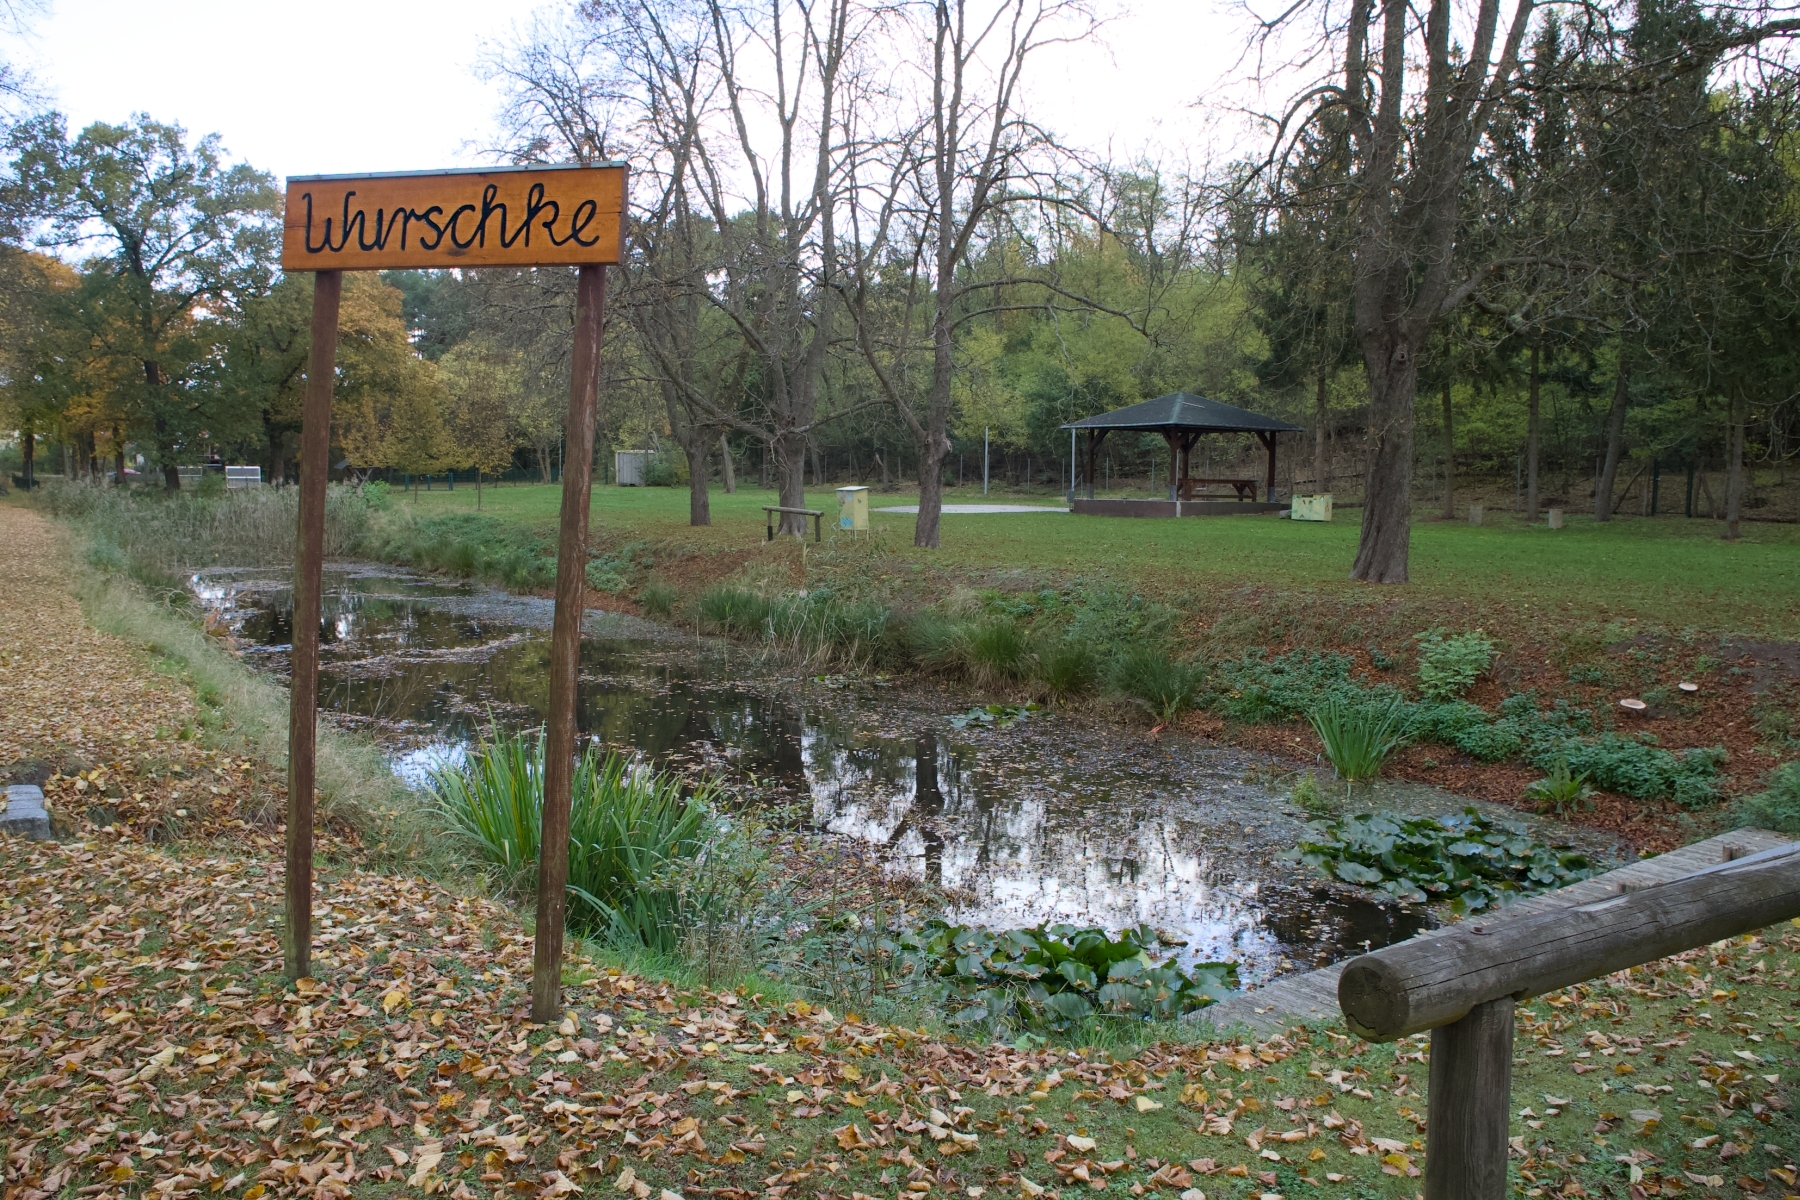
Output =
[{"x1": 1336, "y1": 840, "x2": 1800, "y2": 1199}]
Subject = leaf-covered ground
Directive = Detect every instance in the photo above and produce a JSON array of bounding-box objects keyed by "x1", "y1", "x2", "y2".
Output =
[{"x1": 3, "y1": 503, "x2": 1799, "y2": 1200}]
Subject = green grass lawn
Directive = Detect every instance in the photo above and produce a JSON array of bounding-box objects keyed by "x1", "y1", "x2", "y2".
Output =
[{"x1": 393, "y1": 480, "x2": 1800, "y2": 638}]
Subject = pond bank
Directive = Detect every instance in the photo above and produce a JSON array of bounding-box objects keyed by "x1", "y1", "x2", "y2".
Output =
[{"x1": 193, "y1": 560, "x2": 1628, "y2": 990}]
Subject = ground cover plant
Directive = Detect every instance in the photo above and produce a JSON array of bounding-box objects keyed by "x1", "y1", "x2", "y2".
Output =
[{"x1": 1287, "y1": 808, "x2": 1599, "y2": 912}]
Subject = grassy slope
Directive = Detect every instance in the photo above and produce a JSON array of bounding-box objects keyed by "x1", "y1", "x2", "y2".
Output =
[{"x1": 396, "y1": 481, "x2": 1800, "y2": 638}]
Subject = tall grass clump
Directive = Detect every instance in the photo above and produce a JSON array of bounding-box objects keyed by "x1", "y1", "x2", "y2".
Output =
[
  {"x1": 1110, "y1": 645, "x2": 1207, "y2": 723},
  {"x1": 1035, "y1": 636, "x2": 1099, "y2": 701},
  {"x1": 430, "y1": 729, "x2": 716, "y2": 951},
  {"x1": 696, "y1": 585, "x2": 773, "y2": 637},
  {"x1": 638, "y1": 578, "x2": 679, "y2": 617},
  {"x1": 1308, "y1": 694, "x2": 1411, "y2": 782},
  {"x1": 41, "y1": 478, "x2": 374, "y2": 580},
  {"x1": 958, "y1": 618, "x2": 1031, "y2": 686}
]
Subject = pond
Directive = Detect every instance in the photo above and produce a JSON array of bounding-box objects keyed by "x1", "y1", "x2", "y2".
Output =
[{"x1": 192, "y1": 564, "x2": 1617, "y2": 988}]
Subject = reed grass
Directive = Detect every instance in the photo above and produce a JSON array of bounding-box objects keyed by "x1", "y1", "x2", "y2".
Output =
[{"x1": 1307, "y1": 693, "x2": 1412, "y2": 782}]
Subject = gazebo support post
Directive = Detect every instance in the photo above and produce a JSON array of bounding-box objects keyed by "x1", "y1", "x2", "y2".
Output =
[
  {"x1": 1086, "y1": 430, "x2": 1105, "y2": 500},
  {"x1": 1164, "y1": 432, "x2": 1180, "y2": 502},
  {"x1": 1258, "y1": 431, "x2": 1278, "y2": 502}
]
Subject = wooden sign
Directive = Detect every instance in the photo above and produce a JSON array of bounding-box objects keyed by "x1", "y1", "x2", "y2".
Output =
[{"x1": 281, "y1": 163, "x2": 626, "y2": 271}]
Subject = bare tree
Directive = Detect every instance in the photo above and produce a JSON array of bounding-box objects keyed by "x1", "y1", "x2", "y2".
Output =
[{"x1": 842, "y1": 0, "x2": 1097, "y2": 548}]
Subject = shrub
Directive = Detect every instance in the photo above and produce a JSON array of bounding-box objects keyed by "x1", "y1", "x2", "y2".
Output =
[
  {"x1": 1111, "y1": 645, "x2": 1207, "y2": 724},
  {"x1": 1415, "y1": 628, "x2": 1497, "y2": 700},
  {"x1": 641, "y1": 453, "x2": 681, "y2": 487},
  {"x1": 638, "y1": 578, "x2": 679, "y2": 618},
  {"x1": 1035, "y1": 636, "x2": 1099, "y2": 701},
  {"x1": 1737, "y1": 762, "x2": 1800, "y2": 833},
  {"x1": 429, "y1": 729, "x2": 715, "y2": 950},
  {"x1": 887, "y1": 921, "x2": 1237, "y2": 1034},
  {"x1": 1308, "y1": 694, "x2": 1410, "y2": 782},
  {"x1": 1524, "y1": 758, "x2": 1595, "y2": 817},
  {"x1": 1286, "y1": 808, "x2": 1597, "y2": 913}
]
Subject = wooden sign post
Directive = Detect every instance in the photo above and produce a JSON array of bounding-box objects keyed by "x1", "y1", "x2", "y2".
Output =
[{"x1": 279, "y1": 163, "x2": 627, "y2": 1027}]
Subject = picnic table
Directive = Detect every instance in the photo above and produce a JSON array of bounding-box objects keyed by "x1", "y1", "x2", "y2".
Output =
[
  {"x1": 1177, "y1": 476, "x2": 1258, "y2": 501},
  {"x1": 764, "y1": 505, "x2": 824, "y2": 543}
]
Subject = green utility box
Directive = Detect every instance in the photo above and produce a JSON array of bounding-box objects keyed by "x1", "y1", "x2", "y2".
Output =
[
  {"x1": 1291, "y1": 493, "x2": 1333, "y2": 522},
  {"x1": 837, "y1": 485, "x2": 870, "y2": 531}
]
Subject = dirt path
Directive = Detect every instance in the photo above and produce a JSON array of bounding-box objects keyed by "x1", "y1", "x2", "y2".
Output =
[{"x1": 0, "y1": 502, "x2": 272, "y2": 838}]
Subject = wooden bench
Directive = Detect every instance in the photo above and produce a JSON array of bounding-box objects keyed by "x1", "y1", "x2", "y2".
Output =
[
  {"x1": 763, "y1": 506, "x2": 824, "y2": 543},
  {"x1": 1177, "y1": 477, "x2": 1258, "y2": 501}
]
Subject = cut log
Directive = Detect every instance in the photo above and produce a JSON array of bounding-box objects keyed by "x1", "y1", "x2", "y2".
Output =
[{"x1": 1338, "y1": 841, "x2": 1800, "y2": 1041}]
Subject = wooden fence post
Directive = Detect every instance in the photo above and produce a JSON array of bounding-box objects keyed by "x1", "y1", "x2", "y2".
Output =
[
  {"x1": 284, "y1": 268, "x2": 341, "y2": 982},
  {"x1": 1424, "y1": 995, "x2": 1513, "y2": 1200},
  {"x1": 530, "y1": 263, "x2": 607, "y2": 1024}
]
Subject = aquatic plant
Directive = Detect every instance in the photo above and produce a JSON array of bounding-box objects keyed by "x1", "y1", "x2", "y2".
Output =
[
  {"x1": 429, "y1": 729, "x2": 715, "y2": 950},
  {"x1": 948, "y1": 702, "x2": 1040, "y2": 729},
  {"x1": 1307, "y1": 694, "x2": 1410, "y2": 782},
  {"x1": 886, "y1": 921, "x2": 1236, "y2": 1034},
  {"x1": 1285, "y1": 808, "x2": 1597, "y2": 913}
]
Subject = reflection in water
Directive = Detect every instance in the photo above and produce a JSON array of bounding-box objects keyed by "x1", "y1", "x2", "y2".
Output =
[{"x1": 197, "y1": 564, "x2": 1438, "y2": 984}]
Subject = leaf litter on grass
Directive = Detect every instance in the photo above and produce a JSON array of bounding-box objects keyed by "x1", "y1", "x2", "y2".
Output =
[{"x1": 6, "y1": 504, "x2": 1800, "y2": 1200}]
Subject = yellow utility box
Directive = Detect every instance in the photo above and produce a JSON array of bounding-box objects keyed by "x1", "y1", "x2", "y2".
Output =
[
  {"x1": 1291, "y1": 493, "x2": 1333, "y2": 522},
  {"x1": 837, "y1": 485, "x2": 870, "y2": 531}
]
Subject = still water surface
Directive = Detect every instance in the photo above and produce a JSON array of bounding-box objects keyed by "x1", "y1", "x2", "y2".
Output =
[{"x1": 194, "y1": 564, "x2": 1609, "y2": 987}]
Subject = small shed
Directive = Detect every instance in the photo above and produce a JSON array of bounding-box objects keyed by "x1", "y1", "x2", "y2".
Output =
[{"x1": 1062, "y1": 392, "x2": 1303, "y2": 516}]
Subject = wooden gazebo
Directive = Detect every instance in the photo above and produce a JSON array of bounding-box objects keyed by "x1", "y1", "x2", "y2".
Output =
[{"x1": 1062, "y1": 392, "x2": 1302, "y2": 516}]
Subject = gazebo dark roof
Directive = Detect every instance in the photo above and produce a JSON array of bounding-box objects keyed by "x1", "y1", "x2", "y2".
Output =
[{"x1": 1061, "y1": 392, "x2": 1303, "y2": 434}]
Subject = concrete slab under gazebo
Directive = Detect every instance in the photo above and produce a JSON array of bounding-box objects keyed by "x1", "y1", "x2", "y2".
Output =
[{"x1": 1062, "y1": 392, "x2": 1303, "y2": 517}]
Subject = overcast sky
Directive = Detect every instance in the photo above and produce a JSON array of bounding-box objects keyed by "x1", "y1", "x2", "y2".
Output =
[{"x1": 10, "y1": 0, "x2": 1253, "y2": 182}]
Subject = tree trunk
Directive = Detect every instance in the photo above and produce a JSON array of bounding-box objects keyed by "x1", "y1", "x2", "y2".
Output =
[
  {"x1": 1314, "y1": 369, "x2": 1330, "y2": 495},
  {"x1": 686, "y1": 439, "x2": 712, "y2": 527},
  {"x1": 114, "y1": 427, "x2": 126, "y2": 486},
  {"x1": 1594, "y1": 362, "x2": 1632, "y2": 522},
  {"x1": 162, "y1": 463, "x2": 181, "y2": 491},
  {"x1": 1526, "y1": 340, "x2": 1541, "y2": 520},
  {"x1": 1723, "y1": 399, "x2": 1746, "y2": 541},
  {"x1": 21, "y1": 429, "x2": 34, "y2": 487},
  {"x1": 719, "y1": 434, "x2": 736, "y2": 493},
  {"x1": 774, "y1": 433, "x2": 807, "y2": 534},
  {"x1": 1441, "y1": 379, "x2": 1455, "y2": 521},
  {"x1": 1348, "y1": 335, "x2": 1417, "y2": 583}
]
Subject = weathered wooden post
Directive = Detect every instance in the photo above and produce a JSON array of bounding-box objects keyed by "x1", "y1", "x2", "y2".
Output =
[
  {"x1": 1338, "y1": 841, "x2": 1800, "y2": 1200},
  {"x1": 284, "y1": 268, "x2": 341, "y2": 981},
  {"x1": 278, "y1": 164, "x2": 628, "y2": 992},
  {"x1": 529, "y1": 262, "x2": 606, "y2": 1024}
]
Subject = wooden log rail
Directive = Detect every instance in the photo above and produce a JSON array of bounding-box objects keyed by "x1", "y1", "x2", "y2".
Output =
[{"x1": 1336, "y1": 839, "x2": 1800, "y2": 1200}]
